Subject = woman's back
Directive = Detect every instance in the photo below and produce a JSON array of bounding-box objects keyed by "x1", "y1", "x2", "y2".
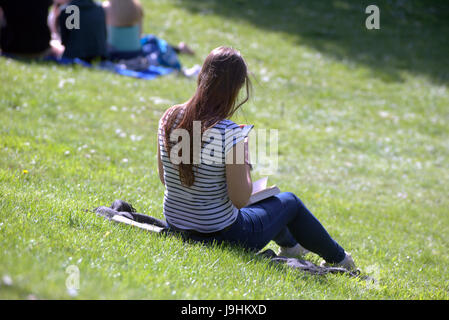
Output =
[
  {"x1": 103, "y1": 0, "x2": 143, "y2": 53},
  {"x1": 107, "y1": 24, "x2": 141, "y2": 52},
  {"x1": 104, "y1": 0, "x2": 142, "y2": 27},
  {"x1": 158, "y1": 107, "x2": 245, "y2": 233}
]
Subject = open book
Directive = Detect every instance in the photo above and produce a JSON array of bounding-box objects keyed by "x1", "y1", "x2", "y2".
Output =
[
  {"x1": 247, "y1": 177, "x2": 280, "y2": 206},
  {"x1": 240, "y1": 124, "x2": 254, "y2": 138}
]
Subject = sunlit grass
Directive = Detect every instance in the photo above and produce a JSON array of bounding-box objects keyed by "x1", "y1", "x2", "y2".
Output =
[{"x1": 0, "y1": 0, "x2": 448, "y2": 299}]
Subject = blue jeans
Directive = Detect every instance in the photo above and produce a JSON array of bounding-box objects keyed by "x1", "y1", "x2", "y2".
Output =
[{"x1": 182, "y1": 192, "x2": 346, "y2": 264}]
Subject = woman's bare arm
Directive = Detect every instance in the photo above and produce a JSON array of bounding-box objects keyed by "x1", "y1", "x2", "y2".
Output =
[{"x1": 225, "y1": 138, "x2": 252, "y2": 209}]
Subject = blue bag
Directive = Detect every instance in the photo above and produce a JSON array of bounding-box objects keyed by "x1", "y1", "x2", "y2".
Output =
[{"x1": 141, "y1": 35, "x2": 182, "y2": 70}]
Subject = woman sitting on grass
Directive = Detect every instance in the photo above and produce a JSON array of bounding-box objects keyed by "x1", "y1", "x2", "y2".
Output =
[
  {"x1": 153, "y1": 46, "x2": 356, "y2": 271},
  {"x1": 96, "y1": 46, "x2": 357, "y2": 270}
]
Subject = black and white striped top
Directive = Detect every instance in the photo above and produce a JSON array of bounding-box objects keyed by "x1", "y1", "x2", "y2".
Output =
[{"x1": 158, "y1": 107, "x2": 244, "y2": 233}]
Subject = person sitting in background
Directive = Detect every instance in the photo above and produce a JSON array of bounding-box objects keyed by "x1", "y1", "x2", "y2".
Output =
[
  {"x1": 102, "y1": 0, "x2": 144, "y2": 60},
  {"x1": 102, "y1": 0, "x2": 194, "y2": 61},
  {"x1": 57, "y1": 0, "x2": 107, "y2": 62},
  {"x1": 0, "y1": 0, "x2": 54, "y2": 58}
]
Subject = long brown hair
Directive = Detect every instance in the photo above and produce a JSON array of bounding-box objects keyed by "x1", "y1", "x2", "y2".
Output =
[{"x1": 163, "y1": 46, "x2": 251, "y2": 186}]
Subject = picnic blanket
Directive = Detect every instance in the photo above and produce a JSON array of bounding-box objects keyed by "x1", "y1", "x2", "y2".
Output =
[
  {"x1": 2, "y1": 35, "x2": 189, "y2": 80},
  {"x1": 54, "y1": 35, "x2": 182, "y2": 80},
  {"x1": 94, "y1": 200, "x2": 371, "y2": 280},
  {"x1": 48, "y1": 56, "x2": 176, "y2": 80}
]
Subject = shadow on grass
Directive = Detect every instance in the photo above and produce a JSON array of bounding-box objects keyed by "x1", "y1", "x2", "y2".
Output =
[
  {"x1": 178, "y1": 0, "x2": 449, "y2": 85},
  {"x1": 166, "y1": 231, "x2": 353, "y2": 285}
]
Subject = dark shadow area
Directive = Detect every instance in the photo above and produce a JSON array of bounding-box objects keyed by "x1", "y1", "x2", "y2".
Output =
[{"x1": 177, "y1": 0, "x2": 449, "y2": 84}]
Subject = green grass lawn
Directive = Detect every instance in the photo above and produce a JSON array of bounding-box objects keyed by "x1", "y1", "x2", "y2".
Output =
[{"x1": 1, "y1": 0, "x2": 448, "y2": 299}]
